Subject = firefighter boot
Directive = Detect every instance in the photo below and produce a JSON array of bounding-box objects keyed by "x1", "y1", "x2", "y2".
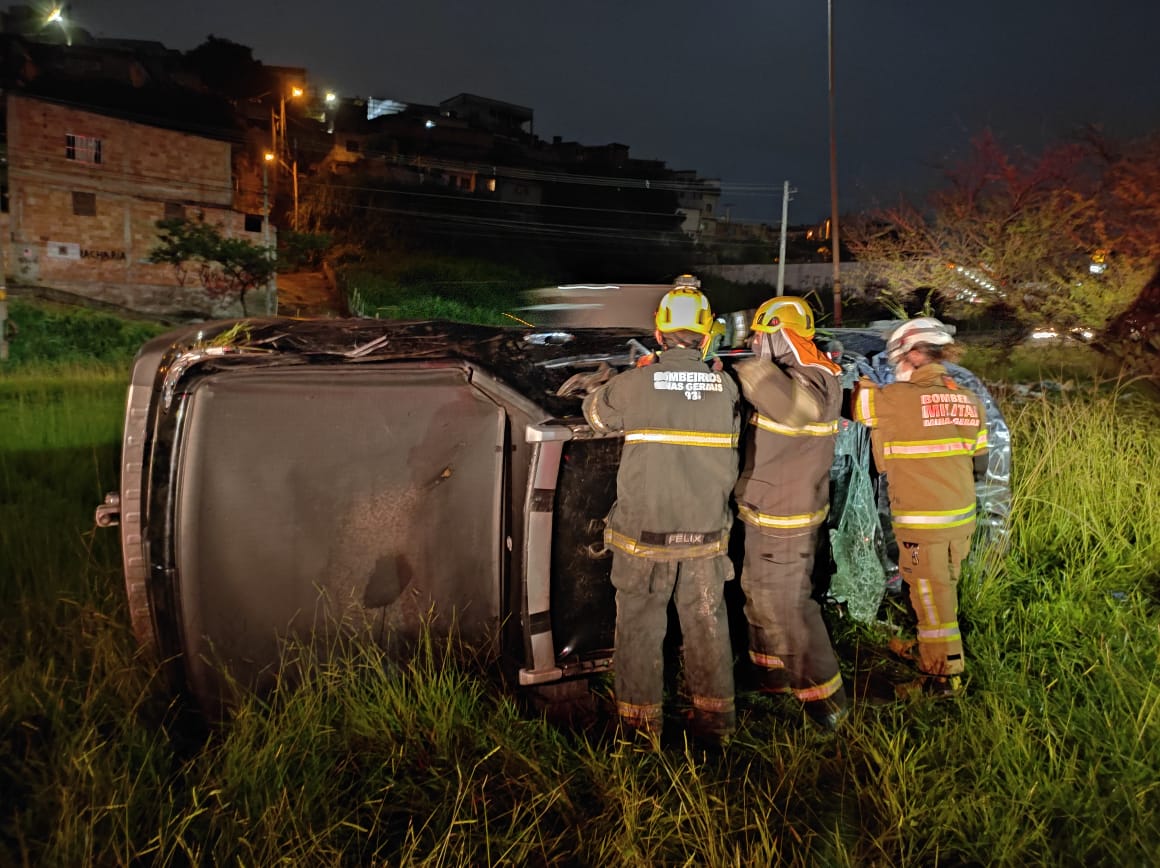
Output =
[
  {"x1": 895, "y1": 673, "x2": 965, "y2": 701},
  {"x1": 689, "y1": 705, "x2": 736, "y2": 748},
  {"x1": 803, "y1": 684, "x2": 850, "y2": 732}
]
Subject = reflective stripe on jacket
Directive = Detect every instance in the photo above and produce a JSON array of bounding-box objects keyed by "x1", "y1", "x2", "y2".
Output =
[
  {"x1": 733, "y1": 356, "x2": 842, "y2": 533},
  {"x1": 853, "y1": 363, "x2": 988, "y2": 535},
  {"x1": 582, "y1": 347, "x2": 740, "y2": 558}
]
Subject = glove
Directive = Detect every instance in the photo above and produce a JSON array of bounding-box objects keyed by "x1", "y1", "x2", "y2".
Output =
[
  {"x1": 701, "y1": 320, "x2": 727, "y2": 363},
  {"x1": 732, "y1": 358, "x2": 769, "y2": 400},
  {"x1": 556, "y1": 362, "x2": 614, "y2": 397}
]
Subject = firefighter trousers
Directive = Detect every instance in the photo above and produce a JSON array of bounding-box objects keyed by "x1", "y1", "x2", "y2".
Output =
[
  {"x1": 740, "y1": 529, "x2": 847, "y2": 710},
  {"x1": 610, "y1": 551, "x2": 736, "y2": 738},
  {"x1": 895, "y1": 530, "x2": 972, "y2": 677}
]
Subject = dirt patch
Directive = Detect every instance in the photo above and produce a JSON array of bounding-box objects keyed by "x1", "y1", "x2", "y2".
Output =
[{"x1": 277, "y1": 271, "x2": 347, "y2": 318}]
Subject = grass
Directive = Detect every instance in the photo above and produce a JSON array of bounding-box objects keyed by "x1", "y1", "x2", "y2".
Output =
[
  {"x1": 1, "y1": 299, "x2": 167, "y2": 370},
  {"x1": 339, "y1": 254, "x2": 543, "y2": 325},
  {"x1": 958, "y1": 337, "x2": 1119, "y2": 384},
  {"x1": 338, "y1": 255, "x2": 782, "y2": 328},
  {"x1": 2, "y1": 356, "x2": 1159, "y2": 864}
]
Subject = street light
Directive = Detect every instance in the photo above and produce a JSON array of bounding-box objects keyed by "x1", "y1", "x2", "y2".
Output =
[
  {"x1": 262, "y1": 152, "x2": 276, "y2": 314},
  {"x1": 45, "y1": 5, "x2": 71, "y2": 44},
  {"x1": 263, "y1": 151, "x2": 274, "y2": 242},
  {"x1": 268, "y1": 84, "x2": 303, "y2": 221},
  {"x1": 263, "y1": 148, "x2": 299, "y2": 232},
  {"x1": 283, "y1": 84, "x2": 303, "y2": 151}
]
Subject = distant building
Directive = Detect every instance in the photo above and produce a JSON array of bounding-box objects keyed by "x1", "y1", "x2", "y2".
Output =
[
  {"x1": 672, "y1": 170, "x2": 721, "y2": 241},
  {"x1": 3, "y1": 92, "x2": 268, "y2": 317},
  {"x1": 439, "y1": 93, "x2": 533, "y2": 138}
]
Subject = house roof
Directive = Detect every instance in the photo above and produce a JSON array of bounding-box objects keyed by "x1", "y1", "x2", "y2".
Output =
[
  {"x1": 439, "y1": 92, "x2": 533, "y2": 118},
  {"x1": 13, "y1": 77, "x2": 244, "y2": 143}
]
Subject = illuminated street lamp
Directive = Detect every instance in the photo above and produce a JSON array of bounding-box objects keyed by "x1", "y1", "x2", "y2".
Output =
[
  {"x1": 45, "y1": 5, "x2": 71, "y2": 44},
  {"x1": 262, "y1": 152, "x2": 276, "y2": 313},
  {"x1": 264, "y1": 148, "x2": 299, "y2": 232},
  {"x1": 268, "y1": 84, "x2": 303, "y2": 206},
  {"x1": 263, "y1": 151, "x2": 275, "y2": 243}
]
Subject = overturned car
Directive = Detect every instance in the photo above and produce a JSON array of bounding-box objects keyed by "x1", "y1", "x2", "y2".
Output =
[{"x1": 96, "y1": 314, "x2": 1009, "y2": 716}]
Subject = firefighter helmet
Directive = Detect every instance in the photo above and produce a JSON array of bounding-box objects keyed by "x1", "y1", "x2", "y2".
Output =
[
  {"x1": 886, "y1": 317, "x2": 955, "y2": 365},
  {"x1": 750, "y1": 296, "x2": 815, "y2": 339},
  {"x1": 655, "y1": 278, "x2": 713, "y2": 335}
]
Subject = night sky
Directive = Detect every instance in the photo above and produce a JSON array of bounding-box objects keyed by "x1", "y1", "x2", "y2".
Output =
[{"x1": 74, "y1": 0, "x2": 1160, "y2": 222}]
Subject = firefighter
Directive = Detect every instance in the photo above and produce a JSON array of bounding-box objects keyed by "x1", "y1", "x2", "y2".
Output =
[
  {"x1": 852, "y1": 317, "x2": 988, "y2": 697},
  {"x1": 733, "y1": 296, "x2": 849, "y2": 730},
  {"x1": 575, "y1": 276, "x2": 741, "y2": 742}
]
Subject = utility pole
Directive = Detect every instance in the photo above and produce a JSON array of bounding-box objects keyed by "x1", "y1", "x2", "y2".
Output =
[
  {"x1": 827, "y1": 0, "x2": 843, "y2": 325},
  {"x1": 777, "y1": 180, "x2": 793, "y2": 296},
  {"x1": 262, "y1": 154, "x2": 275, "y2": 315},
  {"x1": 0, "y1": 287, "x2": 8, "y2": 362},
  {"x1": 291, "y1": 136, "x2": 299, "y2": 232},
  {"x1": 292, "y1": 157, "x2": 299, "y2": 232},
  {"x1": 269, "y1": 107, "x2": 278, "y2": 198}
]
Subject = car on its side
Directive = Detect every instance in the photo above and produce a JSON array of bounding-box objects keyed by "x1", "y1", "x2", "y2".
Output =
[{"x1": 97, "y1": 314, "x2": 1009, "y2": 717}]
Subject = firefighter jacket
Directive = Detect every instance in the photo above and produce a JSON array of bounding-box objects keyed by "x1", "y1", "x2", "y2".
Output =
[
  {"x1": 853, "y1": 363, "x2": 989, "y2": 538},
  {"x1": 582, "y1": 347, "x2": 740, "y2": 560},
  {"x1": 733, "y1": 350, "x2": 842, "y2": 534}
]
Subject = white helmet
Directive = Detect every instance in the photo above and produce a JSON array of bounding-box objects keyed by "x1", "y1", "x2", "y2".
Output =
[{"x1": 886, "y1": 317, "x2": 955, "y2": 366}]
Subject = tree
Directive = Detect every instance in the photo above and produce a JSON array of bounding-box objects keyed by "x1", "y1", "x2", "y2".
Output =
[
  {"x1": 1090, "y1": 133, "x2": 1160, "y2": 377},
  {"x1": 211, "y1": 237, "x2": 277, "y2": 315},
  {"x1": 846, "y1": 131, "x2": 1149, "y2": 338},
  {"x1": 150, "y1": 219, "x2": 275, "y2": 316},
  {"x1": 149, "y1": 217, "x2": 222, "y2": 288},
  {"x1": 184, "y1": 36, "x2": 274, "y2": 100}
]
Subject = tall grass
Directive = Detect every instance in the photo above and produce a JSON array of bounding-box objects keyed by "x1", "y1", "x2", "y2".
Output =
[
  {"x1": 1, "y1": 299, "x2": 166, "y2": 370},
  {"x1": 340, "y1": 255, "x2": 543, "y2": 325},
  {"x1": 2, "y1": 371, "x2": 1158, "y2": 865}
]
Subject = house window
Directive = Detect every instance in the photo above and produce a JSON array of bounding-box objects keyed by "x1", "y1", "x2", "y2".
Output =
[
  {"x1": 65, "y1": 134, "x2": 102, "y2": 165},
  {"x1": 164, "y1": 202, "x2": 186, "y2": 221},
  {"x1": 72, "y1": 191, "x2": 96, "y2": 216},
  {"x1": 244, "y1": 213, "x2": 263, "y2": 233}
]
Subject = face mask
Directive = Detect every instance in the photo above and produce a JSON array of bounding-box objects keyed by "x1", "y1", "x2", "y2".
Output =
[
  {"x1": 752, "y1": 333, "x2": 773, "y2": 361},
  {"x1": 765, "y1": 330, "x2": 792, "y2": 360}
]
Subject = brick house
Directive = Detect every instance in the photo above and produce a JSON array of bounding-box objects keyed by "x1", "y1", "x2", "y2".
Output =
[{"x1": 3, "y1": 92, "x2": 273, "y2": 317}]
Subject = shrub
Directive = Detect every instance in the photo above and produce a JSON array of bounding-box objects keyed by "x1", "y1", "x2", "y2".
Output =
[{"x1": 2, "y1": 300, "x2": 166, "y2": 369}]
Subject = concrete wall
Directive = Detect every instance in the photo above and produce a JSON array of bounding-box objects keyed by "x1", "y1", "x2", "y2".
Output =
[
  {"x1": 5, "y1": 94, "x2": 271, "y2": 318},
  {"x1": 517, "y1": 283, "x2": 669, "y2": 331},
  {"x1": 700, "y1": 262, "x2": 873, "y2": 297}
]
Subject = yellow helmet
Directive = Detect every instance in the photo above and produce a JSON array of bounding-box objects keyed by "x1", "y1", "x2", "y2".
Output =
[
  {"x1": 655, "y1": 278, "x2": 713, "y2": 335},
  {"x1": 750, "y1": 296, "x2": 815, "y2": 339}
]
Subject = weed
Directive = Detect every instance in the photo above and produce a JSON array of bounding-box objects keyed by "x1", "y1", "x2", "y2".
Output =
[{"x1": 2, "y1": 360, "x2": 1159, "y2": 865}]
